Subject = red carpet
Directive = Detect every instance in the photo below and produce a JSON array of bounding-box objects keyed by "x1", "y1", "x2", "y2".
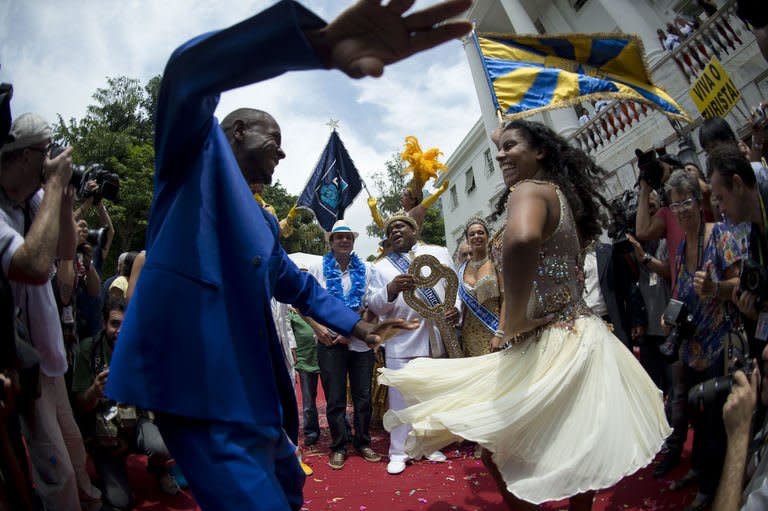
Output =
[{"x1": 127, "y1": 383, "x2": 697, "y2": 511}]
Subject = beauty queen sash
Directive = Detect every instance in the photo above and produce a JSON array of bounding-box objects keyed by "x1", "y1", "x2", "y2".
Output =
[
  {"x1": 458, "y1": 262, "x2": 500, "y2": 334},
  {"x1": 386, "y1": 252, "x2": 441, "y2": 307}
]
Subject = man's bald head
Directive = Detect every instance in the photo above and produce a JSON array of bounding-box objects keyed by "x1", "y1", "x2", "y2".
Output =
[
  {"x1": 221, "y1": 108, "x2": 284, "y2": 185},
  {"x1": 220, "y1": 108, "x2": 272, "y2": 140}
]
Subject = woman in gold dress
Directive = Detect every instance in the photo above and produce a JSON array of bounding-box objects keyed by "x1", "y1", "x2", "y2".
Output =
[{"x1": 458, "y1": 218, "x2": 504, "y2": 357}]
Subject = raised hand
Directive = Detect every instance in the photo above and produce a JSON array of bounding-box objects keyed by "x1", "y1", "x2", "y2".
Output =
[
  {"x1": 43, "y1": 146, "x2": 73, "y2": 187},
  {"x1": 693, "y1": 261, "x2": 715, "y2": 297},
  {"x1": 308, "y1": 0, "x2": 472, "y2": 79},
  {"x1": 354, "y1": 318, "x2": 420, "y2": 348}
]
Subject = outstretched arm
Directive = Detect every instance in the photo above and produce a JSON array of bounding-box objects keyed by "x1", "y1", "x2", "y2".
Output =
[
  {"x1": 307, "y1": 0, "x2": 471, "y2": 79},
  {"x1": 420, "y1": 181, "x2": 449, "y2": 209}
]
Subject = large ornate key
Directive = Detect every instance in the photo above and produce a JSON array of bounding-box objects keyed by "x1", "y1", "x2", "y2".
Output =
[{"x1": 403, "y1": 254, "x2": 462, "y2": 358}]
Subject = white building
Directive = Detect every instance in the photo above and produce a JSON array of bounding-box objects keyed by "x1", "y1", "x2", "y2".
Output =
[{"x1": 440, "y1": 0, "x2": 767, "y2": 256}]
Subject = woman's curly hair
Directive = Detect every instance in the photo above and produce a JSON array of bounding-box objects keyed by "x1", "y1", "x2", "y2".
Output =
[{"x1": 491, "y1": 120, "x2": 610, "y2": 245}]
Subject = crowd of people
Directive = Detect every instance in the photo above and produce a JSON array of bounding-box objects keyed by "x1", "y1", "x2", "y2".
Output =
[
  {"x1": 2, "y1": 1, "x2": 768, "y2": 511},
  {"x1": 0, "y1": 111, "x2": 182, "y2": 511}
]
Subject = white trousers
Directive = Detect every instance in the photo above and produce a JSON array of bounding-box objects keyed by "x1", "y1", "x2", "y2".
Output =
[
  {"x1": 385, "y1": 357, "x2": 412, "y2": 462},
  {"x1": 21, "y1": 373, "x2": 101, "y2": 511}
]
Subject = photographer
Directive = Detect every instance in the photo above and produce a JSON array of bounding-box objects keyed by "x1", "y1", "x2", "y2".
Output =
[
  {"x1": 635, "y1": 148, "x2": 685, "y2": 288},
  {"x1": 0, "y1": 113, "x2": 103, "y2": 511},
  {"x1": 74, "y1": 225, "x2": 103, "y2": 338},
  {"x1": 71, "y1": 297, "x2": 178, "y2": 509},
  {"x1": 74, "y1": 179, "x2": 114, "y2": 274},
  {"x1": 711, "y1": 350, "x2": 766, "y2": 511},
  {"x1": 663, "y1": 169, "x2": 742, "y2": 511},
  {"x1": 706, "y1": 144, "x2": 768, "y2": 357},
  {"x1": 700, "y1": 117, "x2": 768, "y2": 183}
]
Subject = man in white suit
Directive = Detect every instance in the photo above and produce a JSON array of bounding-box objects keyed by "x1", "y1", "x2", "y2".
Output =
[{"x1": 368, "y1": 211, "x2": 461, "y2": 475}]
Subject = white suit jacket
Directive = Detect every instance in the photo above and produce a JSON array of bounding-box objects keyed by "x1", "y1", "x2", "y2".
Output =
[{"x1": 368, "y1": 242, "x2": 461, "y2": 359}]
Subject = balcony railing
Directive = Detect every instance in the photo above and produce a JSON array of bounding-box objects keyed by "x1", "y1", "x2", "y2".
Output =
[{"x1": 569, "y1": 0, "x2": 748, "y2": 154}]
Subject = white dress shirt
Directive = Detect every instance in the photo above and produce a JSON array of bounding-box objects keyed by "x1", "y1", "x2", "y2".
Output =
[{"x1": 368, "y1": 242, "x2": 461, "y2": 359}]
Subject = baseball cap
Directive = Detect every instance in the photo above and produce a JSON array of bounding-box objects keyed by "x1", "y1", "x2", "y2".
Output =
[{"x1": 1, "y1": 113, "x2": 51, "y2": 153}]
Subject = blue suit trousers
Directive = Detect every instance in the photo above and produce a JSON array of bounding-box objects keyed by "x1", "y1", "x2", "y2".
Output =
[{"x1": 156, "y1": 415, "x2": 304, "y2": 510}]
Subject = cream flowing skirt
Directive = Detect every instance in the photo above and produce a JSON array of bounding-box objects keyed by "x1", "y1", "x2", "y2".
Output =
[{"x1": 379, "y1": 315, "x2": 671, "y2": 504}]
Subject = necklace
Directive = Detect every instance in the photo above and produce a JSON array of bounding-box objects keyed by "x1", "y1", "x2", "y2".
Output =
[
  {"x1": 323, "y1": 252, "x2": 367, "y2": 311},
  {"x1": 468, "y1": 256, "x2": 488, "y2": 270}
]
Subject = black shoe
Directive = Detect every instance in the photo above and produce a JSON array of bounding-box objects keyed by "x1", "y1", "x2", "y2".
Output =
[
  {"x1": 670, "y1": 469, "x2": 699, "y2": 491},
  {"x1": 304, "y1": 435, "x2": 318, "y2": 447},
  {"x1": 653, "y1": 453, "x2": 680, "y2": 478},
  {"x1": 683, "y1": 492, "x2": 712, "y2": 511}
]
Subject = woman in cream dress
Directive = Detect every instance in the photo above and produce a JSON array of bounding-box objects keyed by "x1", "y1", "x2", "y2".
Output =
[{"x1": 379, "y1": 120, "x2": 671, "y2": 510}]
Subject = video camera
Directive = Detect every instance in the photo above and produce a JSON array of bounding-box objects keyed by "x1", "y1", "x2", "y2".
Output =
[
  {"x1": 659, "y1": 298, "x2": 695, "y2": 361},
  {"x1": 688, "y1": 332, "x2": 753, "y2": 408},
  {"x1": 49, "y1": 143, "x2": 119, "y2": 202},
  {"x1": 635, "y1": 148, "x2": 665, "y2": 190},
  {"x1": 607, "y1": 189, "x2": 638, "y2": 253}
]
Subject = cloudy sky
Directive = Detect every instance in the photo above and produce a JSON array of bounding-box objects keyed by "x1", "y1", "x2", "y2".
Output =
[{"x1": 0, "y1": 0, "x2": 480, "y2": 257}]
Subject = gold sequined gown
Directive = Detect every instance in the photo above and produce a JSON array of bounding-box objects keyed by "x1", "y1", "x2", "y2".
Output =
[
  {"x1": 379, "y1": 182, "x2": 671, "y2": 504},
  {"x1": 460, "y1": 272, "x2": 501, "y2": 357}
]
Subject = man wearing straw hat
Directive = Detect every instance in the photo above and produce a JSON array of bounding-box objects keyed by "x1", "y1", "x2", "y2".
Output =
[{"x1": 308, "y1": 220, "x2": 380, "y2": 470}]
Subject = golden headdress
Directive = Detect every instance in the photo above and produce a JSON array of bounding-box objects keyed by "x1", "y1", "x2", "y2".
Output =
[{"x1": 401, "y1": 136, "x2": 447, "y2": 198}]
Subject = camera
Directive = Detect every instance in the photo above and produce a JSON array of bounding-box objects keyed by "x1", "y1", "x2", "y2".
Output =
[
  {"x1": 86, "y1": 227, "x2": 108, "y2": 248},
  {"x1": 688, "y1": 332, "x2": 753, "y2": 408},
  {"x1": 659, "y1": 298, "x2": 695, "y2": 361},
  {"x1": 94, "y1": 401, "x2": 138, "y2": 448},
  {"x1": 635, "y1": 148, "x2": 665, "y2": 190},
  {"x1": 48, "y1": 143, "x2": 120, "y2": 202},
  {"x1": 607, "y1": 190, "x2": 638, "y2": 253},
  {"x1": 740, "y1": 258, "x2": 768, "y2": 308}
]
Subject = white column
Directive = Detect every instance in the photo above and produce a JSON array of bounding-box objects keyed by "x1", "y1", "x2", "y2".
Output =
[
  {"x1": 464, "y1": 37, "x2": 503, "y2": 137},
  {"x1": 543, "y1": 2, "x2": 575, "y2": 33},
  {"x1": 499, "y1": 0, "x2": 537, "y2": 33},
  {"x1": 596, "y1": 0, "x2": 665, "y2": 65}
]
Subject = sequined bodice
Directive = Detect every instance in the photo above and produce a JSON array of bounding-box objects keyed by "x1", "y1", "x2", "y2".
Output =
[
  {"x1": 464, "y1": 273, "x2": 501, "y2": 305},
  {"x1": 490, "y1": 181, "x2": 587, "y2": 319}
]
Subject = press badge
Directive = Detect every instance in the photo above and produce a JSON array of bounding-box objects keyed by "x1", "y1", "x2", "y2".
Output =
[
  {"x1": 755, "y1": 312, "x2": 768, "y2": 341},
  {"x1": 649, "y1": 273, "x2": 658, "y2": 287}
]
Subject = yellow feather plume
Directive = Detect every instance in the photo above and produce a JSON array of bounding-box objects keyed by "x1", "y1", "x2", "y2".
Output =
[{"x1": 401, "y1": 136, "x2": 447, "y2": 195}]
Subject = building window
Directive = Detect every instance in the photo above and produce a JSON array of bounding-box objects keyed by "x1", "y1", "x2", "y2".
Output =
[
  {"x1": 484, "y1": 149, "x2": 494, "y2": 175},
  {"x1": 464, "y1": 168, "x2": 476, "y2": 194},
  {"x1": 450, "y1": 185, "x2": 458, "y2": 210},
  {"x1": 569, "y1": 0, "x2": 589, "y2": 11}
]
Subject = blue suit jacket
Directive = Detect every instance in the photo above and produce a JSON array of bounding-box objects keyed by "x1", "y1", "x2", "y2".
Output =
[{"x1": 106, "y1": 1, "x2": 360, "y2": 440}]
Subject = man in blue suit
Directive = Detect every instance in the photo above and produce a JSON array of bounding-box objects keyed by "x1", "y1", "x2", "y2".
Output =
[{"x1": 105, "y1": 1, "x2": 471, "y2": 509}]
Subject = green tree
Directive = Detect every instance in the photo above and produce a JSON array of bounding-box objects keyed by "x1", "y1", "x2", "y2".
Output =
[
  {"x1": 262, "y1": 181, "x2": 327, "y2": 255},
  {"x1": 53, "y1": 75, "x2": 160, "y2": 276},
  {"x1": 366, "y1": 153, "x2": 445, "y2": 245}
]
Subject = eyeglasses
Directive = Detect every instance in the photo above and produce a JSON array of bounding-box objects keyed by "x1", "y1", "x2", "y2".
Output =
[{"x1": 669, "y1": 198, "x2": 697, "y2": 213}]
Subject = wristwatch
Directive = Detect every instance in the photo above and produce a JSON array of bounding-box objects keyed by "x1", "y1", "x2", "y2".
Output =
[{"x1": 642, "y1": 253, "x2": 652, "y2": 265}]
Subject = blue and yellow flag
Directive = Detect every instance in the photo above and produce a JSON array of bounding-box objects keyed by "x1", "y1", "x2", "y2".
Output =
[{"x1": 474, "y1": 32, "x2": 691, "y2": 122}]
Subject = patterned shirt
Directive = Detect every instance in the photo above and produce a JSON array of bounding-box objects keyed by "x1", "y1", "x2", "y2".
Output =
[{"x1": 674, "y1": 222, "x2": 742, "y2": 370}]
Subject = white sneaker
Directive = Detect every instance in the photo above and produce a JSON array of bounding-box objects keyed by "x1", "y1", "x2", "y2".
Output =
[
  {"x1": 386, "y1": 460, "x2": 407, "y2": 475},
  {"x1": 159, "y1": 472, "x2": 180, "y2": 495},
  {"x1": 425, "y1": 451, "x2": 447, "y2": 462}
]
